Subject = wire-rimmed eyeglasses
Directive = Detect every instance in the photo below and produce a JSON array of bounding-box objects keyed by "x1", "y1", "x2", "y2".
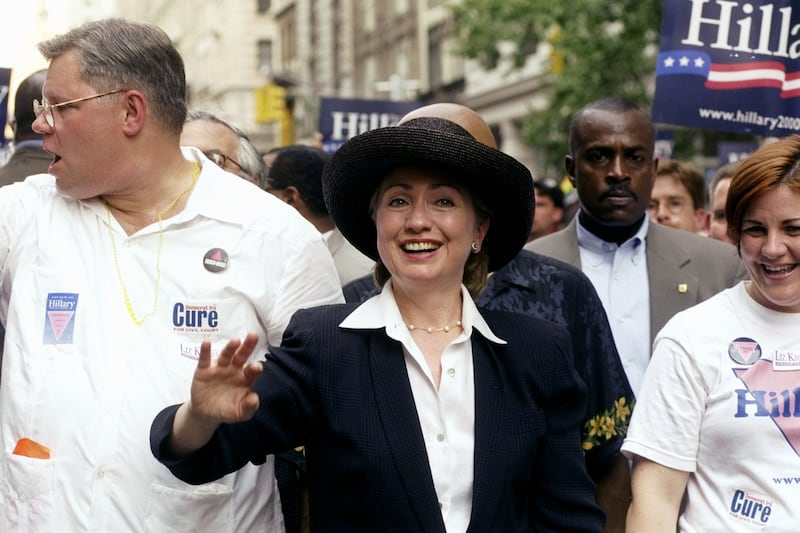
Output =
[
  {"x1": 647, "y1": 198, "x2": 688, "y2": 215},
  {"x1": 33, "y1": 89, "x2": 124, "y2": 127},
  {"x1": 203, "y1": 149, "x2": 245, "y2": 173}
]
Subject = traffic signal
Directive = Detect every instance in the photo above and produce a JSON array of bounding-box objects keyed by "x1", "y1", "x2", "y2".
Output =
[{"x1": 255, "y1": 83, "x2": 286, "y2": 123}]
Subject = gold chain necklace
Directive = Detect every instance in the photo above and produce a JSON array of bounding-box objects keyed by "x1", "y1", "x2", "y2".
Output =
[{"x1": 105, "y1": 161, "x2": 200, "y2": 326}]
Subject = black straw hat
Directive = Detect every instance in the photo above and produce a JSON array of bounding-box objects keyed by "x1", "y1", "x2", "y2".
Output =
[{"x1": 322, "y1": 116, "x2": 533, "y2": 271}]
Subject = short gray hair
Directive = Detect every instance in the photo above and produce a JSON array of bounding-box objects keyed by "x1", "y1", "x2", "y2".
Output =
[
  {"x1": 185, "y1": 109, "x2": 267, "y2": 186},
  {"x1": 38, "y1": 18, "x2": 187, "y2": 134}
]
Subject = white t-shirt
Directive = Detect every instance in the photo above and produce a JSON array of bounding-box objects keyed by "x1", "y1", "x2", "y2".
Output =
[
  {"x1": 0, "y1": 148, "x2": 344, "y2": 532},
  {"x1": 623, "y1": 282, "x2": 800, "y2": 532}
]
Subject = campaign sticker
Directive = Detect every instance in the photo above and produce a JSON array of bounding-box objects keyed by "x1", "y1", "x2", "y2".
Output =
[
  {"x1": 728, "y1": 337, "x2": 761, "y2": 366},
  {"x1": 171, "y1": 301, "x2": 221, "y2": 336},
  {"x1": 43, "y1": 292, "x2": 79, "y2": 344},
  {"x1": 772, "y1": 349, "x2": 800, "y2": 371},
  {"x1": 203, "y1": 248, "x2": 229, "y2": 273}
]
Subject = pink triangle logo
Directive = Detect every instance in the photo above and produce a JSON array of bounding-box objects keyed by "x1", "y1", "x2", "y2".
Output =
[
  {"x1": 734, "y1": 362, "x2": 800, "y2": 457},
  {"x1": 47, "y1": 310, "x2": 74, "y2": 341}
]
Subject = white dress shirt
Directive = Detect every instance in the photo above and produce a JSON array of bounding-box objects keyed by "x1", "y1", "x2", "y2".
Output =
[
  {"x1": 577, "y1": 217, "x2": 651, "y2": 395},
  {"x1": 0, "y1": 148, "x2": 344, "y2": 532},
  {"x1": 339, "y1": 281, "x2": 506, "y2": 532},
  {"x1": 324, "y1": 226, "x2": 375, "y2": 286}
]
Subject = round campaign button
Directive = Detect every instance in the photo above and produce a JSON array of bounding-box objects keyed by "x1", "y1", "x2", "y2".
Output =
[
  {"x1": 728, "y1": 337, "x2": 761, "y2": 365},
  {"x1": 203, "y1": 248, "x2": 229, "y2": 273}
]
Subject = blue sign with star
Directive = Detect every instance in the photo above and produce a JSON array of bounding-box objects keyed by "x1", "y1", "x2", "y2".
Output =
[{"x1": 653, "y1": 0, "x2": 800, "y2": 136}]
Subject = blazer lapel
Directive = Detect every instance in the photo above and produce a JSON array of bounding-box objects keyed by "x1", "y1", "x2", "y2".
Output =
[
  {"x1": 645, "y1": 224, "x2": 700, "y2": 342},
  {"x1": 467, "y1": 337, "x2": 507, "y2": 532},
  {"x1": 369, "y1": 333, "x2": 446, "y2": 533}
]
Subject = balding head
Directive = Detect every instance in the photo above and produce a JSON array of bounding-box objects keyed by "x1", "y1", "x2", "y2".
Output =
[{"x1": 398, "y1": 103, "x2": 497, "y2": 148}]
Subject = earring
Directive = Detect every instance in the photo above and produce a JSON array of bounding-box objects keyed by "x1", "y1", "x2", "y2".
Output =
[{"x1": 471, "y1": 241, "x2": 480, "y2": 253}]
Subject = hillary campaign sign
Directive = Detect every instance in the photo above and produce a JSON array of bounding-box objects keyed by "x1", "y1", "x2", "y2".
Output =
[
  {"x1": 319, "y1": 97, "x2": 420, "y2": 154},
  {"x1": 653, "y1": 0, "x2": 800, "y2": 136}
]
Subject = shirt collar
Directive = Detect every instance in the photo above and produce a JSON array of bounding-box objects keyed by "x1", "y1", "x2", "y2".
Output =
[
  {"x1": 339, "y1": 279, "x2": 506, "y2": 345},
  {"x1": 576, "y1": 213, "x2": 649, "y2": 254}
]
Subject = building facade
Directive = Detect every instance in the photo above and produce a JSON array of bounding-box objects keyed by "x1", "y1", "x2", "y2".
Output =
[{"x1": 105, "y1": 0, "x2": 550, "y2": 170}]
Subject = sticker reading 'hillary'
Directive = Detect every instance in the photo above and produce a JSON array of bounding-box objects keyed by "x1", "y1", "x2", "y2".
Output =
[{"x1": 43, "y1": 292, "x2": 79, "y2": 344}]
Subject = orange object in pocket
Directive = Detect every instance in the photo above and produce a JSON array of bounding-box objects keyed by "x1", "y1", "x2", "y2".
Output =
[{"x1": 12, "y1": 437, "x2": 51, "y2": 459}]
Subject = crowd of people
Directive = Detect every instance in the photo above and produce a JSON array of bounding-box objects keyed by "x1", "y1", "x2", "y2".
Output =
[{"x1": 0, "y1": 15, "x2": 797, "y2": 533}]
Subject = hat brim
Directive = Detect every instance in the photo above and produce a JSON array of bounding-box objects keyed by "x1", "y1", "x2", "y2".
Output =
[{"x1": 322, "y1": 124, "x2": 533, "y2": 272}]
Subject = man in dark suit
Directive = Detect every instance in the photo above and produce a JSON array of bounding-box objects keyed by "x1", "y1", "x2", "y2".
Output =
[
  {"x1": 528, "y1": 96, "x2": 748, "y2": 398},
  {"x1": 0, "y1": 69, "x2": 50, "y2": 186}
]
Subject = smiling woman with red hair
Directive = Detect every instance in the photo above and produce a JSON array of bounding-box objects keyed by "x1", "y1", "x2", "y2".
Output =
[{"x1": 624, "y1": 135, "x2": 800, "y2": 532}]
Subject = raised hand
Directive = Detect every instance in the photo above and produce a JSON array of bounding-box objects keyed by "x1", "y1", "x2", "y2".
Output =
[
  {"x1": 169, "y1": 332, "x2": 264, "y2": 456},
  {"x1": 188, "y1": 332, "x2": 264, "y2": 423}
]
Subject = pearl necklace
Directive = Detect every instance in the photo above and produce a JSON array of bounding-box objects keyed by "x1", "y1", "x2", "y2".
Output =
[
  {"x1": 407, "y1": 320, "x2": 462, "y2": 334},
  {"x1": 105, "y1": 161, "x2": 200, "y2": 326}
]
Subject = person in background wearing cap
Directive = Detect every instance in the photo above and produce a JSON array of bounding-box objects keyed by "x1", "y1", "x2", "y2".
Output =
[
  {"x1": 151, "y1": 103, "x2": 605, "y2": 532},
  {"x1": 526, "y1": 177, "x2": 565, "y2": 243}
]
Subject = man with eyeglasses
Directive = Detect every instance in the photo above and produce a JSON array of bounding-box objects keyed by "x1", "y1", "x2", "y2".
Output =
[
  {"x1": 181, "y1": 109, "x2": 267, "y2": 187},
  {"x1": 647, "y1": 159, "x2": 706, "y2": 234},
  {"x1": 0, "y1": 18, "x2": 342, "y2": 533}
]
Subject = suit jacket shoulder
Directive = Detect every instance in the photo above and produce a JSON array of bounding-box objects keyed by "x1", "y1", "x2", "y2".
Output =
[
  {"x1": 525, "y1": 218, "x2": 581, "y2": 268},
  {"x1": 0, "y1": 146, "x2": 52, "y2": 187},
  {"x1": 645, "y1": 222, "x2": 748, "y2": 336}
]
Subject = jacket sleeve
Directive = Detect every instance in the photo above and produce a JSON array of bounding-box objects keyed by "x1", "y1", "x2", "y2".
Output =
[
  {"x1": 150, "y1": 308, "x2": 328, "y2": 484},
  {"x1": 526, "y1": 324, "x2": 605, "y2": 532}
]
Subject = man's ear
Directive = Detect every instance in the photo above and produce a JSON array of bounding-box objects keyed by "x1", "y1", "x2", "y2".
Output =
[
  {"x1": 565, "y1": 155, "x2": 577, "y2": 187},
  {"x1": 283, "y1": 186, "x2": 302, "y2": 207},
  {"x1": 120, "y1": 90, "x2": 147, "y2": 136}
]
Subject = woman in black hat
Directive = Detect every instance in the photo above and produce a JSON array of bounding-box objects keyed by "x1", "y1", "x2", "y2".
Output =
[{"x1": 151, "y1": 104, "x2": 604, "y2": 532}]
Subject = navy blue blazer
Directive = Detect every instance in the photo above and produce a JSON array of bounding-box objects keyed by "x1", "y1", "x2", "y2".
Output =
[{"x1": 152, "y1": 303, "x2": 604, "y2": 532}]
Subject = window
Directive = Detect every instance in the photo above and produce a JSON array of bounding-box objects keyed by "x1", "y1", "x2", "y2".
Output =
[{"x1": 258, "y1": 39, "x2": 273, "y2": 75}]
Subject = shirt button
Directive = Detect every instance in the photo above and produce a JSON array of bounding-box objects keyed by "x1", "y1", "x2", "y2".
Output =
[
  {"x1": 97, "y1": 470, "x2": 105, "y2": 479},
  {"x1": 447, "y1": 368, "x2": 455, "y2": 377},
  {"x1": 437, "y1": 433, "x2": 445, "y2": 442}
]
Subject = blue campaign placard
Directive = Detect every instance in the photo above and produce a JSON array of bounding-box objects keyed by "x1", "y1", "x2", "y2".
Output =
[
  {"x1": 653, "y1": 0, "x2": 800, "y2": 136},
  {"x1": 319, "y1": 97, "x2": 420, "y2": 153}
]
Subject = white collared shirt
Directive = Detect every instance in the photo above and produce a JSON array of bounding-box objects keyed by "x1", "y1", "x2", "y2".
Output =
[
  {"x1": 340, "y1": 281, "x2": 506, "y2": 532},
  {"x1": 577, "y1": 217, "x2": 651, "y2": 395},
  {"x1": 0, "y1": 148, "x2": 344, "y2": 532},
  {"x1": 323, "y1": 226, "x2": 375, "y2": 286}
]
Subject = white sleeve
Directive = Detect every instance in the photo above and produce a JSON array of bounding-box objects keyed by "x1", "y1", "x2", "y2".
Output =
[
  {"x1": 621, "y1": 330, "x2": 709, "y2": 472},
  {"x1": 0, "y1": 178, "x2": 46, "y2": 277},
  {"x1": 263, "y1": 225, "x2": 344, "y2": 347}
]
